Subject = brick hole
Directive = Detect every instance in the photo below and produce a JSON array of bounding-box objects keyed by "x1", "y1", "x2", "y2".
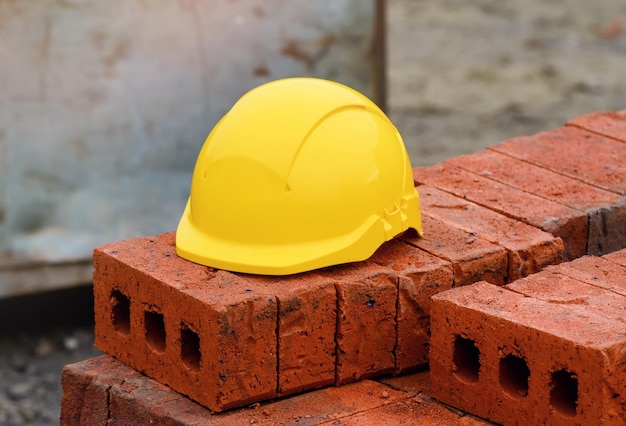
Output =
[
  {"x1": 550, "y1": 369, "x2": 578, "y2": 417},
  {"x1": 499, "y1": 353, "x2": 530, "y2": 399},
  {"x1": 110, "y1": 290, "x2": 130, "y2": 335},
  {"x1": 453, "y1": 335, "x2": 480, "y2": 383},
  {"x1": 180, "y1": 324, "x2": 201, "y2": 371},
  {"x1": 144, "y1": 310, "x2": 166, "y2": 353}
]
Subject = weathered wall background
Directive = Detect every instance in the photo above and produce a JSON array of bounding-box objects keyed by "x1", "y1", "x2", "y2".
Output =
[{"x1": 0, "y1": 0, "x2": 381, "y2": 296}]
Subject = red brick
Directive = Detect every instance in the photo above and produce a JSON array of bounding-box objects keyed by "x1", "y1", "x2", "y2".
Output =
[
  {"x1": 251, "y1": 379, "x2": 410, "y2": 425},
  {"x1": 335, "y1": 396, "x2": 466, "y2": 425},
  {"x1": 604, "y1": 248, "x2": 626, "y2": 268},
  {"x1": 368, "y1": 239, "x2": 454, "y2": 372},
  {"x1": 108, "y1": 372, "x2": 212, "y2": 425},
  {"x1": 62, "y1": 354, "x2": 420, "y2": 425},
  {"x1": 60, "y1": 355, "x2": 133, "y2": 425},
  {"x1": 321, "y1": 263, "x2": 398, "y2": 384},
  {"x1": 403, "y1": 215, "x2": 509, "y2": 286},
  {"x1": 368, "y1": 239, "x2": 453, "y2": 317},
  {"x1": 376, "y1": 371, "x2": 493, "y2": 425},
  {"x1": 446, "y1": 149, "x2": 626, "y2": 256},
  {"x1": 417, "y1": 185, "x2": 564, "y2": 282},
  {"x1": 376, "y1": 373, "x2": 496, "y2": 426},
  {"x1": 546, "y1": 255, "x2": 626, "y2": 297},
  {"x1": 376, "y1": 369, "x2": 431, "y2": 396},
  {"x1": 490, "y1": 126, "x2": 626, "y2": 195},
  {"x1": 457, "y1": 414, "x2": 497, "y2": 425},
  {"x1": 430, "y1": 281, "x2": 626, "y2": 425},
  {"x1": 414, "y1": 162, "x2": 587, "y2": 260},
  {"x1": 506, "y1": 270, "x2": 626, "y2": 321},
  {"x1": 93, "y1": 233, "x2": 278, "y2": 412},
  {"x1": 567, "y1": 111, "x2": 626, "y2": 143},
  {"x1": 237, "y1": 273, "x2": 337, "y2": 397}
]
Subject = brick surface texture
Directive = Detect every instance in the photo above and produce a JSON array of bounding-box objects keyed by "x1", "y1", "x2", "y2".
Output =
[
  {"x1": 413, "y1": 161, "x2": 587, "y2": 260},
  {"x1": 61, "y1": 355, "x2": 491, "y2": 425},
  {"x1": 430, "y1": 251, "x2": 626, "y2": 425},
  {"x1": 63, "y1": 111, "x2": 626, "y2": 424},
  {"x1": 416, "y1": 185, "x2": 564, "y2": 282},
  {"x1": 444, "y1": 149, "x2": 625, "y2": 258},
  {"x1": 567, "y1": 110, "x2": 626, "y2": 142}
]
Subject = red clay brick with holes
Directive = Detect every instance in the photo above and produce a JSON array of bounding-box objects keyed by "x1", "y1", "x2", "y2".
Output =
[
  {"x1": 413, "y1": 162, "x2": 587, "y2": 260},
  {"x1": 430, "y1": 276, "x2": 626, "y2": 425},
  {"x1": 444, "y1": 148, "x2": 626, "y2": 257},
  {"x1": 93, "y1": 233, "x2": 278, "y2": 412}
]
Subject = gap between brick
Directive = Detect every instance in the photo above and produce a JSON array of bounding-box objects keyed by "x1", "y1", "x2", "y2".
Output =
[
  {"x1": 275, "y1": 297, "x2": 281, "y2": 395},
  {"x1": 333, "y1": 282, "x2": 343, "y2": 386},
  {"x1": 105, "y1": 384, "x2": 112, "y2": 422},
  {"x1": 393, "y1": 275, "x2": 400, "y2": 373},
  {"x1": 487, "y1": 145, "x2": 618, "y2": 196}
]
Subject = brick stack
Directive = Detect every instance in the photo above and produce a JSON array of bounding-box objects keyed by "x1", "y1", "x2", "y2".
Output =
[
  {"x1": 426, "y1": 110, "x2": 626, "y2": 425},
  {"x1": 61, "y1": 110, "x2": 626, "y2": 424},
  {"x1": 60, "y1": 355, "x2": 492, "y2": 425}
]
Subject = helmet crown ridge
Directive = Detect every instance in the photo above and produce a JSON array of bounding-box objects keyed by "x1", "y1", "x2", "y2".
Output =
[{"x1": 198, "y1": 78, "x2": 375, "y2": 182}]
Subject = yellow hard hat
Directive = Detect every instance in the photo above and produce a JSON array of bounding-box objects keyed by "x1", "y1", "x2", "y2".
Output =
[{"x1": 176, "y1": 77, "x2": 422, "y2": 275}]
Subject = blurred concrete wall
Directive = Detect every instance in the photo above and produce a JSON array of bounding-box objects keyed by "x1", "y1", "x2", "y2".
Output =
[{"x1": 0, "y1": 0, "x2": 384, "y2": 297}]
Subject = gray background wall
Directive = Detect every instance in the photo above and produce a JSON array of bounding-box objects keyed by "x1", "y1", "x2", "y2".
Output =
[{"x1": 0, "y1": 0, "x2": 382, "y2": 297}]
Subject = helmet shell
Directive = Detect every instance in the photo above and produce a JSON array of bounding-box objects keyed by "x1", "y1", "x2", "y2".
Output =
[{"x1": 176, "y1": 78, "x2": 422, "y2": 275}]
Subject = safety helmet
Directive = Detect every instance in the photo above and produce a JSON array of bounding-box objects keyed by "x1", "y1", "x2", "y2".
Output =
[{"x1": 176, "y1": 77, "x2": 422, "y2": 275}]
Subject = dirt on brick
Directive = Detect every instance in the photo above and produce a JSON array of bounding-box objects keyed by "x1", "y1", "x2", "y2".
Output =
[{"x1": 2, "y1": 0, "x2": 626, "y2": 424}]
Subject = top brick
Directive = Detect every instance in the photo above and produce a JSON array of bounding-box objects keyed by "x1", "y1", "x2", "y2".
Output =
[
  {"x1": 416, "y1": 185, "x2": 564, "y2": 282},
  {"x1": 490, "y1": 126, "x2": 626, "y2": 195},
  {"x1": 567, "y1": 111, "x2": 626, "y2": 143}
]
